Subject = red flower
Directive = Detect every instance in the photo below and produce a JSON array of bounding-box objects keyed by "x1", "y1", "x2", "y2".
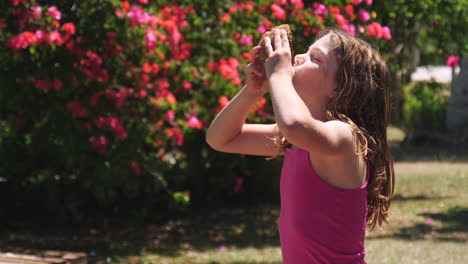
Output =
[
  {"x1": 290, "y1": 0, "x2": 304, "y2": 10},
  {"x1": 137, "y1": 90, "x2": 147, "y2": 99},
  {"x1": 62, "y1": 23, "x2": 76, "y2": 35},
  {"x1": 0, "y1": 19, "x2": 5, "y2": 29},
  {"x1": 446, "y1": 56, "x2": 460, "y2": 68},
  {"x1": 220, "y1": 13, "x2": 230, "y2": 23},
  {"x1": 53, "y1": 79, "x2": 62, "y2": 90},
  {"x1": 345, "y1": 4, "x2": 356, "y2": 20},
  {"x1": 333, "y1": 13, "x2": 347, "y2": 26},
  {"x1": 328, "y1": 5, "x2": 341, "y2": 14},
  {"x1": 171, "y1": 43, "x2": 192, "y2": 61},
  {"x1": 182, "y1": 80, "x2": 192, "y2": 91},
  {"x1": 66, "y1": 101, "x2": 89, "y2": 117},
  {"x1": 11, "y1": 0, "x2": 28, "y2": 6},
  {"x1": 33, "y1": 79, "x2": 50, "y2": 90},
  {"x1": 165, "y1": 126, "x2": 184, "y2": 146},
  {"x1": 129, "y1": 161, "x2": 141, "y2": 176},
  {"x1": 367, "y1": 22, "x2": 383, "y2": 38}
]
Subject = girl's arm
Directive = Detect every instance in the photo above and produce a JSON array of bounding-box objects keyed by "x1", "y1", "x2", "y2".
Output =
[
  {"x1": 264, "y1": 30, "x2": 353, "y2": 156},
  {"x1": 205, "y1": 85, "x2": 280, "y2": 156},
  {"x1": 206, "y1": 47, "x2": 282, "y2": 156}
]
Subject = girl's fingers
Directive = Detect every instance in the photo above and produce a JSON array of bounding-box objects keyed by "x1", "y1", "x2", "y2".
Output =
[
  {"x1": 248, "y1": 62, "x2": 263, "y2": 77},
  {"x1": 274, "y1": 29, "x2": 282, "y2": 50},
  {"x1": 264, "y1": 37, "x2": 274, "y2": 56},
  {"x1": 280, "y1": 29, "x2": 289, "y2": 50},
  {"x1": 250, "y1": 46, "x2": 261, "y2": 58}
]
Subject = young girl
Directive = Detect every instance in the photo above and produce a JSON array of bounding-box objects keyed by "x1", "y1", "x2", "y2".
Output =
[{"x1": 206, "y1": 28, "x2": 395, "y2": 264}]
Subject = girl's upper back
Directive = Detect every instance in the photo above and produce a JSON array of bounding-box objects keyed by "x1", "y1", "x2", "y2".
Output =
[{"x1": 279, "y1": 146, "x2": 368, "y2": 264}]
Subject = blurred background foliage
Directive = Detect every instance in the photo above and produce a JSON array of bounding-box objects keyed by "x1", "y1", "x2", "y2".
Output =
[{"x1": 0, "y1": 0, "x2": 466, "y2": 224}]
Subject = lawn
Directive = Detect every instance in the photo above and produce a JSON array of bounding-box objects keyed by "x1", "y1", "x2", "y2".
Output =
[{"x1": 1, "y1": 127, "x2": 467, "y2": 264}]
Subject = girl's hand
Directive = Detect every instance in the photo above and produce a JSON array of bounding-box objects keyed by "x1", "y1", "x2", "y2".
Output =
[
  {"x1": 246, "y1": 46, "x2": 269, "y2": 97},
  {"x1": 264, "y1": 29, "x2": 294, "y2": 80}
]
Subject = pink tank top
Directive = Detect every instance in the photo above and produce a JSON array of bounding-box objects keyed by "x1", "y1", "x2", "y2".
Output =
[{"x1": 279, "y1": 147, "x2": 368, "y2": 264}]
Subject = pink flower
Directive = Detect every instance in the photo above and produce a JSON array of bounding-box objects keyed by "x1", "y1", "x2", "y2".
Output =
[
  {"x1": 425, "y1": 218, "x2": 433, "y2": 225},
  {"x1": 365, "y1": 0, "x2": 373, "y2": 5},
  {"x1": 238, "y1": 34, "x2": 253, "y2": 46},
  {"x1": 341, "y1": 23, "x2": 356, "y2": 36},
  {"x1": 187, "y1": 115, "x2": 203, "y2": 129},
  {"x1": 31, "y1": 6, "x2": 43, "y2": 19},
  {"x1": 34, "y1": 30, "x2": 48, "y2": 43},
  {"x1": 233, "y1": 177, "x2": 244, "y2": 193},
  {"x1": 382, "y1": 26, "x2": 392, "y2": 40},
  {"x1": 169, "y1": 28, "x2": 183, "y2": 45},
  {"x1": 138, "y1": 0, "x2": 148, "y2": 4},
  {"x1": 358, "y1": 9, "x2": 370, "y2": 22},
  {"x1": 358, "y1": 26, "x2": 365, "y2": 33},
  {"x1": 89, "y1": 135, "x2": 108, "y2": 153},
  {"x1": 313, "y1": 3, "x2": 328, "y2": 16},
  {"x1": 218, "y1": 245, "x2": 228, "y2": 252},
  {"x1": 128, "y1": 6, "x2": 150, "y2": 26},
  {"x1": 48, "y1": 30, "x2": 63, "y2": 46},
  {"x1": 8, "y1": 33, "x2": 28, "y2": 50},
  {"x1": 446, "y1": 56, "x2": 460, "y2": 68},
  {"x1": 47, "y1": 6, "x2": 62, "y2": 20},
  {"x1": 257, "y1": 25, "x2": 267, "y2": 34},
  {"x1": 271, "y1": 4, "x2": 286, "y2": 21},
  {"x1": 145, "y1": 30, "x2": 156, "y2": 50},
  {"x1": 96, "y1": 117, "x2": 127, "y2": 139},
  {"x1": 352, "y1": 0, "x2": 363, "y2": 5},
  {"x1": 165, "y1": 110, "x2": 176, "y2": 122}
]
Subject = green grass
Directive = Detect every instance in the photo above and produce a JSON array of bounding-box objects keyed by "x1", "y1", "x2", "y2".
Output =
[{"x1": 1, "y1": 127, "x2": 467, "y2": 264}]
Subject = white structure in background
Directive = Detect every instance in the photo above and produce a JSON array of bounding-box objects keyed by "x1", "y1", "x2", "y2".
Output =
[{"x1": 411, "y1": 65, "x2": 460, "y2": 83}]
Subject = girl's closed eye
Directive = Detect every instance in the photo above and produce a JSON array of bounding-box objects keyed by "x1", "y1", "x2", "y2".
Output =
[{"x1": 310, "y1": 54, "x2": 320, "y2": 62}]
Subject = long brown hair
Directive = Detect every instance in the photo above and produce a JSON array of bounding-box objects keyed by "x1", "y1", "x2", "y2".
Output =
[{"x1": 268, "y1": 29, "x2": 395, "y2": 230}]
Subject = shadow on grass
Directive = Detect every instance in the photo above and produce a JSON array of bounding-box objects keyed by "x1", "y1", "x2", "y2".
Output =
[
  {"x1": 369, "y1": 206, "x2": 468, "y2": 243},
  {"x1": 0, "y1": 204, "x2": 282, "y2": 263},
  {"x1": 392, "y1": 194, "x2": 452, "y2": 202}
]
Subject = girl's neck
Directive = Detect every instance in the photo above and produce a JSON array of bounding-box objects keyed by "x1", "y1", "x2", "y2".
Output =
[{"x1": 304, "y1": 98, "x2": 328, "y2": 122}]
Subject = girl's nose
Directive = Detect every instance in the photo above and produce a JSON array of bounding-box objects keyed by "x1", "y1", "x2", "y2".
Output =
[{"x1": 294, "y1": 54, "x2": 305, "y2": 66}]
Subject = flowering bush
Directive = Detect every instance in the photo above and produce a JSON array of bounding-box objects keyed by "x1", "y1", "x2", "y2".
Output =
[{"x1": 0, "y1": 0, "x2": 389, "y2": 220}]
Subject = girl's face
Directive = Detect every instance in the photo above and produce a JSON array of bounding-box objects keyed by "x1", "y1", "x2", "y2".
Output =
[{"x1": 292, "y1": 34, "x2": 338, "y2": 103}]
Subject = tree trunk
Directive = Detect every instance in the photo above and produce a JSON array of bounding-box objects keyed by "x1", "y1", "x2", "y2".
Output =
[{"x1": 446, "y1": 56, "x2": 468, "y2": 134}]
